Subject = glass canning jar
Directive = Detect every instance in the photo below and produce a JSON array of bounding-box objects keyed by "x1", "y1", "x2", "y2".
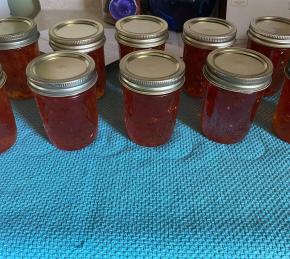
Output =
[
  {"x1": 115, "y1": 15, "x2": 168, "y2": 59},
  {"x1": 0, "y1": 17, "x2": 40, "y2": 99},
  {"x1": 247, "y1": 16, "x2": 290, "y2": 96},
  {"x1": 49, "y1": 19, "x2": 106, "y2": 99},
  {"x1": 119, "y1": 50, "x2": 185, "y2": 147},
  {"x1": 26, "y1": 51, "x2": 98, "y2": 151},
  {"x1": 0, "y1": 65, "x2": 17, "y2": 153},
  {"x1": 273, "y1": 61, "x2": 290, "y2": 143},
  {"x1": 182, "y1": 17, "x2": 236, "y2": 97},
  {"x1": 202, "y1": 48, "x2": 273, "y2": 144}
]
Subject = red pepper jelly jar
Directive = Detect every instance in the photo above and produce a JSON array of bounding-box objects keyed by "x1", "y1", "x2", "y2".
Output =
[
  {"x1": 49, "y1": 19, "x2": 106, "y2": 99},
  {"x1": 247, "y1": 16, "x2": 290, "y2": 96},
  {"x1": 202, "y1": 48, "x2": 273, "y2": 144},
  {"x1": 0, "y1": 17, "x2": 40, "y2": 99},
  {"x1": 26, "y1": 51, "x2": 98, "y2": 151},
  {"x1": 115, "y1": 15, "x2": 168, "y2": 59},
  {"x1": 0, "y1": 66, "x2": 17, "y2": 153},
  {"x1": 273, "y1": 61, "x2": 290, "y2": 143},
  {"x1": 119, "y1": 50, "x2": 185, "y2": 147},
  {"x1": 182, "y1": 18, "x2": 236, "y2": 98}
]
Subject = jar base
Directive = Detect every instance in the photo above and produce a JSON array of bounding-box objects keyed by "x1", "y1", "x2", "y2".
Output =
[{"x1": 0, "y1": 134, "x2": 16, "y2": 154}]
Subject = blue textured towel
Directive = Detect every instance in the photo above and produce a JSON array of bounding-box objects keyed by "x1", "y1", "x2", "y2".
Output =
[{"x1": 0, "y1": 61, "x2": 289, "y2": 258}]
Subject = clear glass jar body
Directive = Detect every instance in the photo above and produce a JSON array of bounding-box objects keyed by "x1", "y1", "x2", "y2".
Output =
[
  {"x1": 273, "y1": 76, "x2": 290, "y2": 143},
  {"x1": 123, "y1": 87, "x2": 180, "y2": 147},
  {"x1": 34, "y1": 86, "x2": 98, "y2": 151},
  {"x1": 119, "y1": 43, "x2": 165, "y2": 59},
  {"x1": 0, "y1": 42, "x2": 40, "y2": 99},
  {"x1": 201, "y1": 81, "x2": 263, "y2": 144},
  {"x1": 247, "y1": 38, "x2": 290, "y2": 96},
  {"x1": 183, "y1": 42, "x2": 211, "y2": 97},
  {"x1": 0, "y1": 85, "x2": 17, "y2": 153},
  {"x1": 88, "y1": 47, "x2": 106, "y2": 99}
]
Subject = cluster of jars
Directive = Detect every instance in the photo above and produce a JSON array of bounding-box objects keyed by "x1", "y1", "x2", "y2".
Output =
[{"x1": 0, "y1": 15, "x2": 290, "y2": 152}]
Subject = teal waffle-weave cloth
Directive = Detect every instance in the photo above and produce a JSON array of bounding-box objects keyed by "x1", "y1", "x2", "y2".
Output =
[{"x1": 0, "y1": 61, "x2": 289, "y2": 258}]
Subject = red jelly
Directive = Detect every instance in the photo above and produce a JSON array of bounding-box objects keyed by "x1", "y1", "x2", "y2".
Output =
[
  {"x1": 0, "y1": 68, "x2": 17, "y2": 153},
  {"x1": 119, "y1": 42, "x2": 165, "y2": 59},
  {"x1": 116, "y1": 15, "x2": 168, "y2": 59},
  {"x1": 0, "y1": 17, "x2": 40, "y2": 99},
  {"x1": 182, "y1": 18, "x2": 236, "y2": 97},
  {"x1": 49, "y1": 19, "x2": 106, "y2": 99},
  {"x1": 27, "y1": 52, "x2": 98, "y2": 151},
  {"x1": 273, "y1": 62, "x2": 290, "y2": 143},
  {"x1": 202, "y1": 48, "x2": 273, "y2": 144},
  {"x1": 247, "y1": 16, "x2": 290, "y2": 96},
  {"x1": 120, "y1": 50, "x2": 185, "y2": 147}
]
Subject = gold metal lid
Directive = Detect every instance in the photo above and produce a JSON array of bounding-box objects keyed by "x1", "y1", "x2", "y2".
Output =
[
  {"x1": 0, "y1": 17, "x2": 39, "y2": 50},
  {"x1": 183, "y1": 17, "x2": 236, "y2": 49},
  {"x1": 0, "y1": 65, "x2": 6, "y2": 88},
  {"x1": 26, "y1": 51, "x2": 97, "y2": 97},
  {"x1": 120, "y1": 50, "x2": 185, "y2": 95},
  {"x1": 203, "y1": 48, "x2": 273, "y2": 93},
  {"x1": 115, "y1": 15, "x2": 169, "y2": 48},
  {"x1": 49, "y1": 19, "x2": 106, "y2": 53},
  {"x1": 248, "y1": 16, "x2": 290, "y2": 48}
]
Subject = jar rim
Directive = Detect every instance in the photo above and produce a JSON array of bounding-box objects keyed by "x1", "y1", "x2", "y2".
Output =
[
  {"x1": 248, "y1": 16, "x2": 290, "y2": 48},
  {"x1": 49, "y1": 19, "x2": 106, "y2": 52},
  {"x1": 203, "y1": 47, "x2": 273, "y2": 93},
  {"x1": 26, "y1": 51, "x2": 97, "y2": 97},
  {"x1": 182, "y1": 17, "x2": 237, "y2": 49},
  {"x1": 0, "y1": 16, "x2": 39, "y2": 50},
  {"x1": 119, "y1": 50, "x2": 185, "y2": 95},
  {"x1": 115, "y1": 15, "x2": 169, "y2": 48}
]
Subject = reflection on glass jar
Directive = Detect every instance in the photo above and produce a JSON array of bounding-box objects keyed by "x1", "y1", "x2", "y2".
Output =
[
  {"x1": 49, "y1": 19, "x2": 106, "y2": 99},
  {"x1": 115, "y1": 15, "x2": 168, "y2": 59},
  {"x1": 182, "y1": 17, "x2": 236, "y2": 98},
  {"x1": 273, "y1": 61, "x2": 290, "y2": 143},
  {"x1": 0, "y1": 17, "x2": 40, "y2": 99},
  {"x1": 202, "y1": 48, "x2": 273, "y2": 144},
  {"x1": 119, "y1": 50, "x2": 185, "y2": 147},
  {"x1": 247, "y1": 16, "x2": 290, "y2": 96},
  {"x1": 27, "y1": 52, "x2": 98, "y2": 151},
  {"x1": 0, "y1": 66, "x2": 17, "y2": 153}
]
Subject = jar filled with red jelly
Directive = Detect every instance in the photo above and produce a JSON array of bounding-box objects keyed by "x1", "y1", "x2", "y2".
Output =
[
  {"x1": 0, "y1": 17, "x2": 40, "y2": 99},
  {"x1": 273, "y1": 61, "x2": 290, "y2": 143},
  {"x1": 49, "y1": 19, "x2": 106, "y2": 99},
  {"x1": 182, "y1": 17, "x2": 236, "y2": 98},
  {"x1": 0, "y1": 65, "x2": 17, "y2": 153},
  {"x1": 26, "y1": 51, "x2": 98, "y2": 151},
  {"x1": 247, "y1": 16, "x2": 290, "y2": 96},
  {"x1": 202, "y1": 48, "x2": 273, "y2": 144},
  {"x1": 115, "y1": 15, "x2": 168, "y2": 59},
  {"x1": 119, "y1": 50, "x2": 185, "y2": 147}
]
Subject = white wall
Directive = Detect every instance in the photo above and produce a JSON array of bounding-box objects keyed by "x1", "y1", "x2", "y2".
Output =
[
  {"x1": 227, "y1": 0, "x2": 290, "y2": 39},
  {"x1": 0, "y1": 0, "x2": 10, "y2": 17},
  {"x1": 39, "y1": 0, "x2": 98, "y2": 10}
]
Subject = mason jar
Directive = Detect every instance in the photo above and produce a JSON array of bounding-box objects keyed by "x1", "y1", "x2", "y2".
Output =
[
  {"x1": 49, "y1": 19, "x2": 106, "y2": 99},
  {"x1": 273, "y1": 61, "x2": 290, "y2": 143},
  {"x1": 247, "y1": 16, "x2": 290, "y2": 96},
  {"x1": 0, "y1": 17, "x2": 40, "y2": 99},
  {"x1": 120, "y1": 50, "x2": 185, "y2": 147},
  {"x1": 182, "y1": 17, "x2": 236, "y2": 97},
  {"x1": 27, "y1": 51, "x2": 98, "y2": 151},
  {"x1": 202, "y1": 48, "x2": 273, "y2": 144},
  {"x1": 0, "y1": 65, "x2": 17, "y2": 153},
  {"x1": 115, "y1": 15, "x2": 168, "y2": 59}
]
